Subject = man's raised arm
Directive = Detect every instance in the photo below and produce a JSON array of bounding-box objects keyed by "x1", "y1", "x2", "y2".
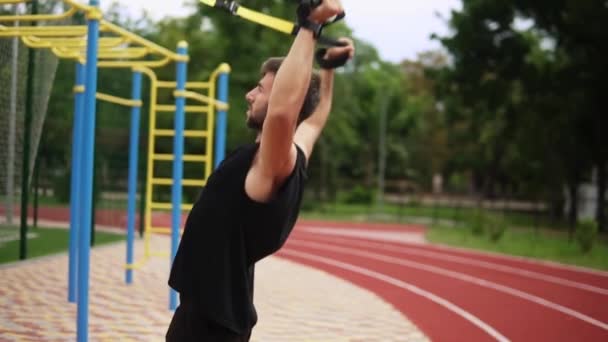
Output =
[
  {"x1": 257, "y1": 1, "x2": 345, "y2": 179},
  {"x1": 295, "y1": 38, "x2": 355, "y2": 162},
  {"x1": 245, "y1": 1, "x2": 345, "y2": 203}
]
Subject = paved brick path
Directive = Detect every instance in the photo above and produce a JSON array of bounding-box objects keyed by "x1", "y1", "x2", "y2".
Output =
[{"x1": 0, "y1": 234, "x2": 427, "y2": 341}]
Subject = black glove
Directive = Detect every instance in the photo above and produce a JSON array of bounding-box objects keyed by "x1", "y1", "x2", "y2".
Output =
[
  {"x1": 315, "y1": 47, "x2": 350, "y2": 69},
  {"x1": 296, "y1": 0, "x2": 324, "y2": 38}
]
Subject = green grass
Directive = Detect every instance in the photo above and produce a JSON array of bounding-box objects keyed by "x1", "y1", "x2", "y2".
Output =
[
  {"x1": 32, "y1": 194, "x2": 69, "y2": 207},
  {"x1": 427, "y1": 224, "x2": 608, "y2": 271},
  {"x1": 1, "y1": 194, "x2": 130, "y2": 210},
  {"x1": 302, "y1": 202, "x2": 607, "y2": 271},
  {"x1": 302, "y1": 202, "x2": 450, "y2": 221},
  {"x1": 0, "y1": 225, "x2": 124, "y2": 264},
  {"x1": 301, "y1": 201, "x2": 563, "y2": 228}
]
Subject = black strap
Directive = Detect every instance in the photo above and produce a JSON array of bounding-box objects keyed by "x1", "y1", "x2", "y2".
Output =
[
  {"x1": 297, "y1": 19, "x2": 324, "y2": 38},
  {"x1": 296, "y1": 1, "x2": 322, "y2": 38},
  {"x1": 294, "y1": 1, "x2": 349, "y2": 68},
  {"x1": 214, "y1": 0, "x2": 239, "y2": 14},
  {"x1": 295, "y1": 0, "x2": 345, "y2": 45}
]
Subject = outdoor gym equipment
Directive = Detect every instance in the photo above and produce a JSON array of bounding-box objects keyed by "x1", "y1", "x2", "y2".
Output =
[{"x1": 0, "y1": 1, "x2": 230, "y2": 340}]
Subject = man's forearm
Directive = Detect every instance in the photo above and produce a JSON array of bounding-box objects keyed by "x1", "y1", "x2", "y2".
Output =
[
  {"x1": 268, "y1": 29, "x2": 316, "y2": 121},
  {"x1": 307, "y1": 69, "x2": 335, "y2": 128}
]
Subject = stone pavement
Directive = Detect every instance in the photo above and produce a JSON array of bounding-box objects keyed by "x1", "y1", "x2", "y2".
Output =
[{"x1": 0, "y1": 234, "x2": 428, "y2": 341}]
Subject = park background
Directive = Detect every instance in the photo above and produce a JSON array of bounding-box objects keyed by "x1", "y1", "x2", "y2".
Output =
[{"x1": 0, "y1": 0, "x2": 606, "y2": 269}]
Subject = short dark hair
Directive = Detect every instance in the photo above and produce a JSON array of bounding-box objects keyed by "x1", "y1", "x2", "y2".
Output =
[{"x1": 260, "y1": 57, "x2": 320, "y2": 125}]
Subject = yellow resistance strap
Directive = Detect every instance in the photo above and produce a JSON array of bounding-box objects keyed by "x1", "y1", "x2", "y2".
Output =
[
  {"x1": 200, "y1": 0, "x2": 346, "y2": 48},
  {"x1": 200, "y1": 0, "x2": 296, "y2": 35}
]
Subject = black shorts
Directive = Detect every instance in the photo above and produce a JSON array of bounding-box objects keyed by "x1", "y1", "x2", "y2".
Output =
[{"x1": 166, "y1": 297, "x2": 251, "y2": 342}]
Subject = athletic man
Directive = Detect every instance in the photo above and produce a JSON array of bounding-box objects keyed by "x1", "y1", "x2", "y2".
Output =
[{"x1": 166, "y1": 0, "x2": 354, "y2": 340}]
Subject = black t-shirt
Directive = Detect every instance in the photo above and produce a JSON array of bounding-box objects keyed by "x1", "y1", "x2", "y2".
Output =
[{"x1": 168, "y1": 142, "x2": 307, "y2": 334}]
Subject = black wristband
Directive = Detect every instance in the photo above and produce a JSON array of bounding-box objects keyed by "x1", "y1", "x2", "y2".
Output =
[
  {"x1": 298, "y1": 19, "x2": 323, "y2": 38},
  {"x1": 296, "y1": 1, "x2": 324, "y2": 39}
]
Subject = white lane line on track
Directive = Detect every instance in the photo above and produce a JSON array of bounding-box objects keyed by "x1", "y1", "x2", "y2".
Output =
[
  {"x1": 295, "y1": 234, "x2": 608, "y2": 295},
  {"x1": 431, "y1": 243, "x2": 608, "y2": 278},
  {"x1": 289, "y1": 239, "x2": 608, "y2": 331},
  {"x1": 300, "y1": 226, "x2": 426, "y2": 244},
  {"x1": 300, "y1": 226, "x2": 608, "y2": 277},
  {"x1": 281, "y1": 249, "x2": 510, "y2": 342}
]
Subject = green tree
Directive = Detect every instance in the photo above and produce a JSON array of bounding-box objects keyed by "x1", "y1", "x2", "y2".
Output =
[{"x1": 433, "y1": 0, "x2": 607, "y2": 230}]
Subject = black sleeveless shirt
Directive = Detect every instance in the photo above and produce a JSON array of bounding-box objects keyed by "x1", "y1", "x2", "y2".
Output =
[{"x1": 168, "y1": 143, "x2": 307, "y2": 334}]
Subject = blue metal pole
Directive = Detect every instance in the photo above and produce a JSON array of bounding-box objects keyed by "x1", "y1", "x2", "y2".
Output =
[
  {"x1": 68, "y1": 62, "x2": 85, "y2": 303},
  {"x1": 126, "y1": 70, "x2": 143, "y2": 284},
  {"x1": 170, "y1": 41, "x2": 188, "y2": 310},
  {"x1": 214, "y1": 66, "x2": 230, "y2": 168},
  {"x1": 77, "y1": 1, "x2": 100, "y2": 341}
]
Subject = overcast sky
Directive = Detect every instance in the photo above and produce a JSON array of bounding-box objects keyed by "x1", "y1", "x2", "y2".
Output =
[{"x1": 99, "y1": 0, "x2": 462, "y2": 63}]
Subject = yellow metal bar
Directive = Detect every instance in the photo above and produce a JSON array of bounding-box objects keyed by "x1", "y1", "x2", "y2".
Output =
[
  {"x1": 49, "y1": 46, "x2": 80, "y2": 59},
  {"x1": 137, "y1": 66, "x2": 160, "y2": 260},
  {"x1": 153, "y1": 154, "x2": 209, "y2": 162},
  {"x1": 173, "y1": 90, "x2": 229, "y2": 111},
  {"x1": 97, "y1": 57, "x2": 172, "y2": 68},
  {"x1": 0, "y1": 0, "x2": 29, "y2": 4},
  {"x1": 17, "y1": 39, "x2": 169, "y2": 70},
  {"x1": 156, "y1": 105, "x2": 176, "y2": 112},
  {"x1": 151, "y1": 178, "x2": 206, "y2": 187},
  {"x1": 100, "y1": 20, "x2": 188, "y2": 62},
  {"x1": 183, "y1": 155, "x2": 209, "y2": 162},
  {"x1": 0, "y1": 25, "x2": 90, "y2": 37},
  {"x1": 150, "y1": 202, "x2": 193, "y2": 211},
  {"x1": 184, "y1": 130, "x2": 210, "y2": 138},
  {"x1": 157, "y1": 81, "x2": 177, "y2": 88},
  {"x1": 53, "y1": 46, "x2": 150, "y2": 59},
  {"x1": 95, "y1": 48, "x2": 150, "y2": 59},
  {"x1": 21, "y1": 36, "x2": 80, "y2": 49},
  {"x1": 151, "y1": 178, "x2": 173, "y2": 186},
  {"x1": 183, "y1": 179, "x2": 206, "y2": 186},
  {"x1": 0, "y1": 6, "x2": 77, "y2": 22},
  {"x1": 206, "y1": 63, "x2": 232, "y2": 177},
  {"x1": 158, "y1": 82, "x2": 210, "y2": 89},
  {"x1": 125, "y1": 258, "x2": 148, "y2": 270},
  {"x1": 62, "y1": 0, "x2": 95, "y2": 13},
  {"x1": 207, "y1": 76, "x2": 216, "y2": 178},
  {"x1": 40, "y1": 48, "x2": 170, "y2": 67},
  {"x1": 156, "y1": 105, "x2": 210, "y2": 113},
  {"x1": 22, "y1": 36, "x2": 126, "y2": 48},
  {"x1": 154, "y1": 129, "x2": 209, "y2": 138},
  {"x1": 150, "y1": 227, "x2": 171, "y2": 234},
  {"x1": 186, "y1": 82, "x2": 211, "y2": 89},
  {"x1": 125, "y1": 264, "x2": 139, "y2": 270},
  {"x1": 96, "y1": 92, "x2": 143, "y2": 107},
  {"x1": 211, "y1": 62, "x2": 232, "y2": 78},
  {"x1": 153, "y1": 129, "x2": 175, "y2": 137},
  {"x1": 150, "y1": 202, "x2": 172, "y2": 210},
  {"x1": 152, "y1": 154, "x2": 173, "y2": 161}
]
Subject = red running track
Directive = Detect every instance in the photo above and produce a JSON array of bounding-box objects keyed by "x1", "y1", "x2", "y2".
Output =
[
  {"x1": 5, "y1": 207, "x2": 608, "y2": 341},
  {"x1": 278, "y1": 221, "x2": 608, "y2": 342}
]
